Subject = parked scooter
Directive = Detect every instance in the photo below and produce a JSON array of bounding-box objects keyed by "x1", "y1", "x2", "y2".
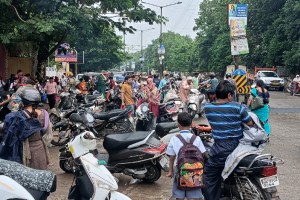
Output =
[
  {"x1": 187, "y1": 88, "x2": 206, "y2": 118},
  {"x1": 59, "y1": 131, "x2": 131, "y2": 200},
  {"x1": 0, "y1": 175, "x2": 34, "y2": 200},
  {"x1": 51, "y1": 106, "x2": 134, "y2": 146},
  {"x1": 157, "y1": 100, "x2": 180, "y2": 123},
  {"x1": 59, "y1": 113, "x2": 169, "y2": 183},
  {"x1": 0, "y1": 158, "x2": 57, "y2": 200},
  {"x1": 135, "y1": 102, "x2": 155, "y2": 131}
]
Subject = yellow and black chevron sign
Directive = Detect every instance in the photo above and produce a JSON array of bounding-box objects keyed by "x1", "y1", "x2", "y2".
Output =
[
  {"x1": 237, "y1": 85, "x2": 250, "y2": 94},
  {"x1": 233, "y1": 75, "x2": 247, "y2": 88}
]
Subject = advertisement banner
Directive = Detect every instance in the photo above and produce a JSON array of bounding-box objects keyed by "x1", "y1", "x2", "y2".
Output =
[
  {"x1": 231, "y1": 38, "x2": 249, "y2": 55},
  {"x1": 228, "y1": 4, "x2": 248, "y2": 26},
  {"x1": 230, "y1": 19, "x2": 247, "y2": 37},
  {"x1": 55, "y1": 43, "x2": 77, "y2": 62}
]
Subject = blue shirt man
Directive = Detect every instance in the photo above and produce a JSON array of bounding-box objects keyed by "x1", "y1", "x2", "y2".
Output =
[
  {"x1": 203, "y1": 80, "x2": 253, "y2": 200},
  {"x1": 158, "y1": 74, "x2": 169, "y2": 90}
]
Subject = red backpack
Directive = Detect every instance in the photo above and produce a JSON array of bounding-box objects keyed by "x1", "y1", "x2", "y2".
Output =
[{"x1": 176, "y1": 134, "x2": 204, "y2": 190}]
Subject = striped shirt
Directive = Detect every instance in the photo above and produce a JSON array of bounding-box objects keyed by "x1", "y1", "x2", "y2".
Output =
[{"x1": 204, "y1": 102, "x2": 251, "y2": 140}]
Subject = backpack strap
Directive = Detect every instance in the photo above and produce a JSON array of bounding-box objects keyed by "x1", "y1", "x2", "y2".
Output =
[
  {"x1": 176, "y1": 134, "x2": 188, "y2": 145},
  {"x1": 190, "y1": 135, "x2": 197, "y2": 144},
  {"x1": 176, "y1": 134, "x2": 197, "y2": 144}
]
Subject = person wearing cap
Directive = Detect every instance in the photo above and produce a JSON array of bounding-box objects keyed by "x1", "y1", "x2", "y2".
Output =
[{"x1": 179, "y1": 76, "x2": 193, "y2": 111}]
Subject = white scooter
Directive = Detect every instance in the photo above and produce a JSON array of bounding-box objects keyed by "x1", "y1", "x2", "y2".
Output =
[
  {"x1": 0, "y1": 175, "x2": 35, "y2": 200},
  {"x1": 66, "y1": 130, "x2": 131, "y2": 200},
  {"x1": 187, "y1": 88, "x2": 206, "y2": 118}
]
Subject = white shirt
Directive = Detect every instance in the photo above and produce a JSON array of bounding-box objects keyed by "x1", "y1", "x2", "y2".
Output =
[
  {"x1": 293, "y1": 77, "x2": 300, "y2": 83},
  {"x1": 166, "y1": 131, "x2": 206, "y2": 157}
]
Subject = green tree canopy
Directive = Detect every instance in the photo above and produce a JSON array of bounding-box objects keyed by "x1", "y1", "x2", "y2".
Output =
[{"x1": 0, "y1": 0, "x2": 161, "y2": 76}]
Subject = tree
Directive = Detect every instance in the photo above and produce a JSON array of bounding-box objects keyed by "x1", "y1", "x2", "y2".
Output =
[
  {"x1": 0, "y1": 0, "x2": 161, "y2": 77},
  {"x1": 132, "y1": 31, "x2": 195, "y2": 73}
]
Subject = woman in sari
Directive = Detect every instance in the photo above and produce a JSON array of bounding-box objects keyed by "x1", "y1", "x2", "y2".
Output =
[{"x1": 144, "y1": 78, "x2": 160, "y2": 122}]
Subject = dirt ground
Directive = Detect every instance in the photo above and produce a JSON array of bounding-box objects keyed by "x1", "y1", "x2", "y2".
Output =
[{"x1": 47, "y1": 91, "x2": 300, "y2": 200}]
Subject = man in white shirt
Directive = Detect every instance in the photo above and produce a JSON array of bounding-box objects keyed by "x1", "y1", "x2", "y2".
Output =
[
  {"x1": 60, "y1": 75, "x2": 68, "y2": 92},
  {"x1": 293, "y1": 75, "x2": 300, "y2": 93}
]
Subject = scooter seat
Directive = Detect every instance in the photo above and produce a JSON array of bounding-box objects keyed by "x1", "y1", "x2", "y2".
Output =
[
  {"x1": 155, "y1": 122, "x2": 178, "y2": 138},
  {"x1": 103, "y1": 131, "x2": 151, "y2": 150},
  {"x1": 86, "y1": 94, "x2": 102, "y2": 102},
  {"x1": 93, "y1": 109, "x2": 126, "y2": 120}
]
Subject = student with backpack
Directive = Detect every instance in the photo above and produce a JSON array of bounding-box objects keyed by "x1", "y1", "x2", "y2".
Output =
[{"x1": 166, "y1": 112, "x2": 207, "y2": 200}]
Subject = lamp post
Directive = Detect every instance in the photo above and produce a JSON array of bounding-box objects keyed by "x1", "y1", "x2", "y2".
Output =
[
  {"x1": 137, "y1": 28, "x2": 155, "y2": 74},
  {"x1": 142, "y1": 1, "x2": 182, "y2": 77}
]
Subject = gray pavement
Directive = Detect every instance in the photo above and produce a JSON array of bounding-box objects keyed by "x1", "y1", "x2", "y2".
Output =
[{"x1": 48, "y1": 91, "x2": 300, "y2": 200}]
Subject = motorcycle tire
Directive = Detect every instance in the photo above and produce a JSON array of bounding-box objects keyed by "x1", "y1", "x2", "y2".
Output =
[
  {"x1": 249, "y1": 178, "x2": 277, "y2": 200},
  {"x1": 142, "y1": 164, "x2": 161, "y2": 183},
  {"x1": 237, "y1": 177, "x2": 275, "y2": 200},
  {"x1": 114, "y1": 119, "x2": 134, "y2": 133},
  {"x1": 49, "y1": 113, "x2": 61, "y2": 125},
  {"x1": 59, "y1": 160, "x2": 74, "y2": 173}
]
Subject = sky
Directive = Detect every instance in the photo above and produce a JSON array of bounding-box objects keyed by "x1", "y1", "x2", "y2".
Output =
[{"x1": 121, "y1": 0, "x2": 202, "y2": 53}]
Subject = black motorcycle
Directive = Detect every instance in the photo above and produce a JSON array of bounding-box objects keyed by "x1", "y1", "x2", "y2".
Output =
[
  {"x1": 59, "y1": 113, "x2": 169, "y2": 182},
  {"x1": 51, "y1": 106, "x2": 134, "y2": 146},
  {"x1": 192, "y1": 127, "x2": 283, "y2": 200}
]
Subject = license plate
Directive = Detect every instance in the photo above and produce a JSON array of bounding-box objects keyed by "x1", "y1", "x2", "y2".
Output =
[
  {"x1": 271, "y1": 82, "x2": 280, "y2": 85},
  {"x1": 260, "y1": 175, "x2": 279, "y2": 189},
  {"x1": 159, "y1": 155, "x2": 169, "y2": 171}
]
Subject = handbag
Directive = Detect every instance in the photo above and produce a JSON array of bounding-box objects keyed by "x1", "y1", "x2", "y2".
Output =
[{"x1": 251, "y1": 93, "x2": 264, "y2": 110}]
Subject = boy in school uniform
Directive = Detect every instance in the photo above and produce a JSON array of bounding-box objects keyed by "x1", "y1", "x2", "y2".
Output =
[{"x1": 166, "y1": 112, "x2": 207, "y2": 200}]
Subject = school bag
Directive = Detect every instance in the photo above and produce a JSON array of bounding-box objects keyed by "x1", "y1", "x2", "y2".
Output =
[{"x1": 176, "y1": 134, "x2": 204, "y2": 190}]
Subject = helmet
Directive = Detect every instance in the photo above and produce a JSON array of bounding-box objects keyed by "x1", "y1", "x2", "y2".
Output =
[{"x1": 20, "y1": 88, "x2": 41, "y2": 106}]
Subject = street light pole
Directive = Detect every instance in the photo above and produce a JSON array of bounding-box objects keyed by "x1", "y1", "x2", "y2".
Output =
[
  {"x1": 142, "y1": 1, "x2": 182, "y2": 77},
  {"x1": 137, "y1": 28, "x2": 155, "y2": 74}
]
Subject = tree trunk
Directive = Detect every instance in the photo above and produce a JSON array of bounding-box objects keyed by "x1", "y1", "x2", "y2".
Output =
[{"x1": 37, "y1": 40, "x2": 50, "y2": 80}]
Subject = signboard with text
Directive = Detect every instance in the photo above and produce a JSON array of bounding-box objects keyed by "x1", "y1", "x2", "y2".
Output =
[
  {"x1": 55, "y1": 43, "x2": 77, "y2": 62},
  {"x1": 228, "y1": 4, "x2": 248, "y2": 26},
  {"x1": 231, "y1": 38, "x2": 249, "y2": 55}
]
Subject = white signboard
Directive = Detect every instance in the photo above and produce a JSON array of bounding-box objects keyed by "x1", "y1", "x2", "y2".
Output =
[
  {"x1": 231, "y1": 38, "x2": 249, "y2": 55},
  {"x1": 46, "y1": 67, "x2": 57, "y2": 77}
]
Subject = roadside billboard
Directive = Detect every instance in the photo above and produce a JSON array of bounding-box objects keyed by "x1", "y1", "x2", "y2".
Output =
[
  {"x1": 228, "y1": 4, "x2": 248, "y2": 26},
  {"x1": 231, "y1": 38, "x2": 249, "y2": 55},
  {"x1": 55, "y1": 43, "x2": 77, "y2": 62}
]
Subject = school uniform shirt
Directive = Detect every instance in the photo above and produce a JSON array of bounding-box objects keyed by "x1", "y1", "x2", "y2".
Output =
[{"x1": 166, "y1": 130, "x2": 206, "y2": 162}]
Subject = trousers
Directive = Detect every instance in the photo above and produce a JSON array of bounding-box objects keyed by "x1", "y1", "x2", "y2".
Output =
[{"x1": 203, "y1": 139, "x2": 240, "y2": 200}]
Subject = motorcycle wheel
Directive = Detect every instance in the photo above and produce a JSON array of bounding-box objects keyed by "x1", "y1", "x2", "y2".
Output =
[
  {"x1": 237, "y1": 177, "x2": 274, "y2": 200},
  {"x1": 188, "y1": 108, "x2": 196, "y2": 119},
  {"x1": 59, "y1": 160, "x2": 73, "y2": 173},
  {"x1": 49, "y1": 113, "x2": 60, "y2": 125},
  {"x1": 114, "y1": 119, "x2": 134, "y2": 133},
  {"x1": 250, "y1": 178, "x2": 275, "y2": 200},
  {"x1": 142, "y1": 164, "x2": 161, "y2": 183}
]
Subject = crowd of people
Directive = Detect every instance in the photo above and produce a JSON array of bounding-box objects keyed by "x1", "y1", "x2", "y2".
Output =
[{"x1": 0, "y1": 68, "x2": 283, "y2": 200}]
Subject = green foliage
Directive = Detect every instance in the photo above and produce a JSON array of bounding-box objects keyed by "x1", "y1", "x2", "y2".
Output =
[
  {"x1": 0, "y1": 0, "x2": 160, "y2": 73},
  {"x1": 131, "y1": 31, "x2": 195, "y2": 73},
  {"x1": 193, "y1": 0, "x2": 300, "y2": 73}
]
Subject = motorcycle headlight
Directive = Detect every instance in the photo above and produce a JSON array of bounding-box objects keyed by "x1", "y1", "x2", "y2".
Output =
[{"x1": 141, "y1": 105, "x2": 149, "y2": 113}]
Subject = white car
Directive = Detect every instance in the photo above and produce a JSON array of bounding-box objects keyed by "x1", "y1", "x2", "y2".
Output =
[{"x1": 257, "y1": 71, "x2": 284, "y2": 91}]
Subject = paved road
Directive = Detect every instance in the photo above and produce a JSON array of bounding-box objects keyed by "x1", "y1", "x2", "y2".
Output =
[{"x1": 48, "y1": 91, "x2": 300, "y2": 200}]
